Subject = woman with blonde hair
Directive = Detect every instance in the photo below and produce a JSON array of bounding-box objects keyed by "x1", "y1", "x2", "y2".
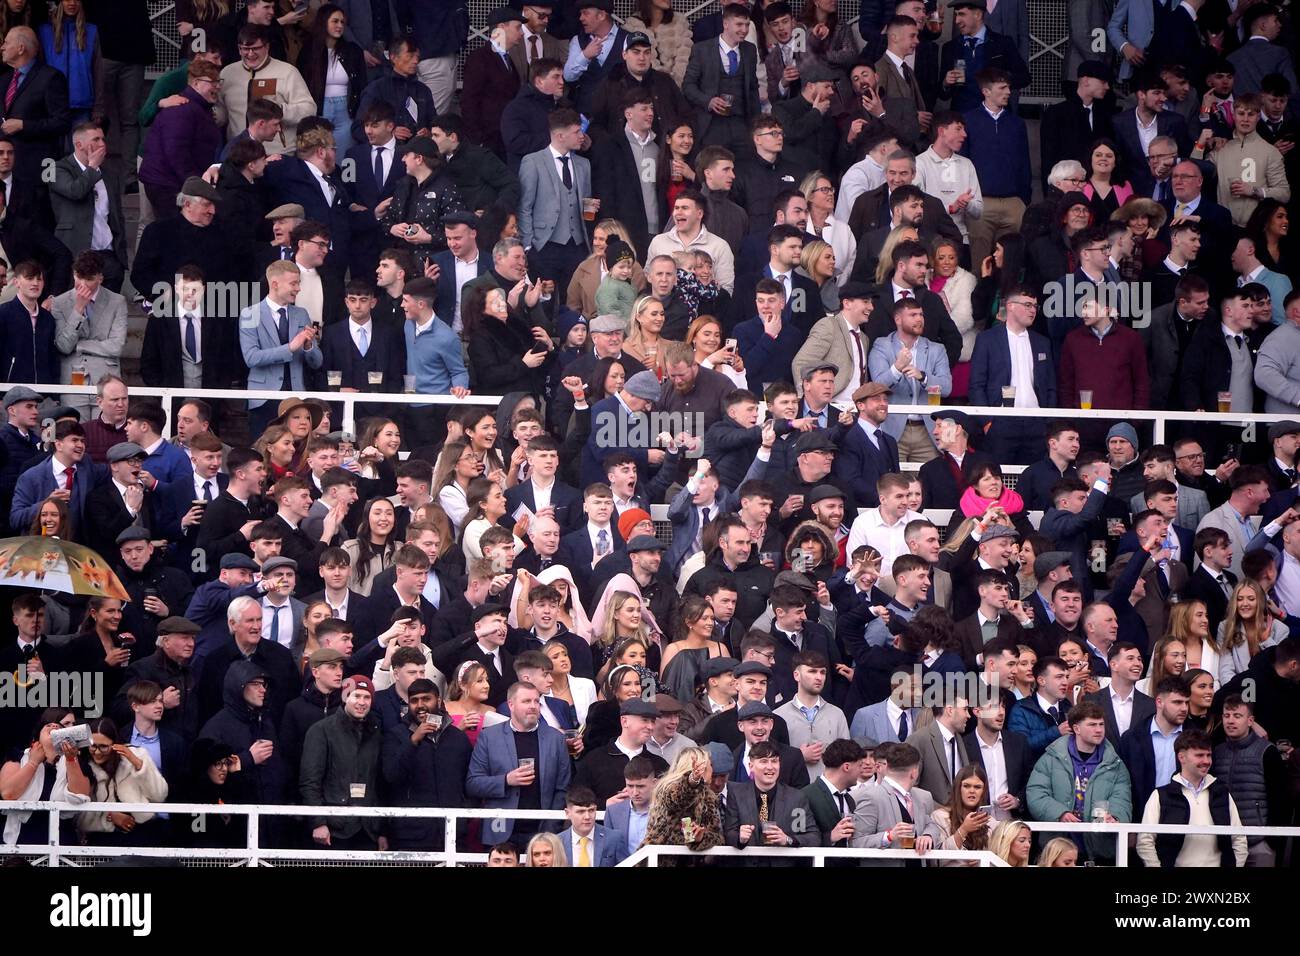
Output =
[
  {"x1": 875, "y1": 225, "x2": 921, "y2": 286},
  {"x1": 567, "y1": 219, "x2": 646, "y2": 318},
  {"x1": 1166, "y1": 599, "x2": 1220, "y2": 686},
  {"x1": 1218, "y1": 580, "x2": 1288, "y2": 685},
  {"x1": 1135, "y1": 635, "x2": 1187, "y2": 697},
  {"x1": 686, "y1": 313, "x2": 746, "y2": 387},
  {"x1": 256, "y1": 424, "x2": 300, "y2": 482},
  {"x1": 800, "y1": 238, "x2": 840, "y2": 314},
  {"x1": 623, "y1": 296, "x2": 674, "y2": 377},
  {"x1": 929, "y1": 237, "x2": 978, "y2": 398},
  {"x1": 640, "y1": 746, "x2": 724, "y2": 862},
  {"x1": 542, "y1": 639, "x2": 598, "y2": 726},
  {"x1": 800, "y1": 169, "x2": 857, "y2": 281},
  {"x1": 1037, "y1": 837, "x2": 1079, "y2": 866},
  {"x1": 988, "y1": 819, "x2": 1032, "y2": 867},
  {"x1": 525, "y1": 831, "x2": 568, "y2": 867},
  {"x1": 593, "y1": 590, "x2": 659, "y2": 676},
  {"x1": 930, "y1": 765, "x2": 992, "y2": 867}
]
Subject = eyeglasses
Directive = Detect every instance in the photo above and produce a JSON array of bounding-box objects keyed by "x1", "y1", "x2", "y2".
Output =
[
  {"x1": 1176, "y1": 452, "x2": 1205, "y2": 461},
  {"x1": 238, "y1": 43, "x2": 268, "y2": 52},
  {"x1": 811, "y1": 185, "x2": 834, "y2": 194},
  {"x1": 1085, "y1": 245, "x2": 1109, "y2": 254},
  {"x1": 88, "y1": 743, "x2": 113, "y2": 752},
  {"x1": 1008, "y1": 299, "x2": 1038, "y2": 310},
  {"x1": 1063, "y1": 177, "x2": 1087, "y2": 185},
  {"x1": 303, "y1": 238, "x2": 330, "y2": 249},
  {"x1": 756, "y1": 130, "x2": 784, "y2": 138}
]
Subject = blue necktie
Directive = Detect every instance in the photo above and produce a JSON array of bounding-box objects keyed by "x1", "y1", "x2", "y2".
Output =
[
  {"x1": 964, "y1": 36, "x2": 977, "y2": 60},
  {"x1": 269, "y1": 605, "x2": 280, "y2": 646},
  {"x1": 727, "y1": 49, "x2": 738, "y2": 75},
  {"x1": 184, "y1": 312, "x2": 198, "y2": 363},
  {"x1": 358, "y1": 325, "x2": 369, "y2": 357},
  {"x1": 277, "y1": 307, "x2": 289, "y2": 345}
]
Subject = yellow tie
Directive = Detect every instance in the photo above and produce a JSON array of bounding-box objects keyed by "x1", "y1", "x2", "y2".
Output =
[
  {"x1": 1174, "y1": 202, "x2": 1188, "y2": 219},
  {"x1": 577, "y1": 835, "x2": 591, "y2": 867}
]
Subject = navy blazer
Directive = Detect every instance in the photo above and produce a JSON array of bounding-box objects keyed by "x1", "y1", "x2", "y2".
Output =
[
  {"x1": 968, "y1": 322, "x2": 1057, "y2": 409},
  {"x1": 940, "y1": 29, "x2": 1031, "y2": 113},
  {"x1": 10, "y1": 456, "x2": 106, "y2": 533},
  {"x1": 831, "y1": 420, "x2": 900, "y2": 510},
  {"x1": 342, "y1": 140, "x2": 403, "y2": 212},
  {"x1": 558, "y1": 523, "x2": 626, "y2": 601},
  {"x1": 430, "y1": 247, "x2": 489, "y2": 326},
  {"x1": 503, "y1": 478, "x2": 583, "y2": 533},
  {"x1": 1118, "y1": 715, "x2": 1168, "y2": 812},
  {"x1": 261, "y1": 156, "x2": 354, "y2": 274},
  {"x1": 318, "y1": 318, "x2": 406, "y2": 392},
  {"x1": 1114, "y1": 107, "x2": 1192, "y2": 191},
  {"x1": 728, "y1": 266, "x2": 824, "y2": 336},
  {"x1": 0, "y1": 298, "x2": 59, "y2": 384},
  {"x1": 580, "y1": 395, "x2": 648, "y2": 488}
]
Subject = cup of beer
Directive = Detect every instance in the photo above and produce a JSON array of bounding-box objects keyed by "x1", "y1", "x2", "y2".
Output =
[
  {"x1": 1217, "y1": 391, "x2": 1232, "y2": 413},
  {"x1": 1092, "y1": 800, "x2": 1109, "y2": 824},
  {"x1": 368, "y1": 371, "x2": 384, "y2": 387},
  {"x1": 1001, "y1": 385, "x2": 1016, "y2": 407},
  {"x1": 327, "y1": 370, "x2": 343, "y2": 390},
  {"x1": 953, "y1": 59, "x2": 966, "y2": 83},
  {"x1": 403, "y1": 374, "x2": 416, "y2": 394},
  {"x1": 720, "y1": 93, "x2": 735, "y2": 114},
  {"x1": 70, "y1": 366, "x2": 87, "y2": 386},
  {"x1": 582, "y1": 198, "x2": 599, "y2": 222},
  {"x1": 1079, "y1": 389, "x2": 1093, "y2": 410},
  {"x1": 897, "y1": 830, "x2": 916, "y2": 849},
  {"x1": 926, "y1": 384, "x2": 942, "y2": 406}
]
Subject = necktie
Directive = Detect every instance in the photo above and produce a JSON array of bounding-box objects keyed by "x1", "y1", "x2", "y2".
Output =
[
  {"x1": 1287, "y1": 468, "x2": 1298, "y2": 481},
  {"x1": 1233, "y1": 334, "x2": 1244, "y2": 350},
  {"x1": 4, "y1": 70, "x2": 18, "y2": 110},
  {"x1": 1086, "y1": 105, "x2": 1093, "y2": 131},
  {"x1": 1217, "y1": 573, "x2": 1231, "y2": 597},
  {"x1": 964, "y1": 36, "x2": 977, "y2": 58},
  {"x1": 529, "y1": 34, "x2": 540, "y2": 61},
  {"x1": 269, "y1": 604, "x2": 280, "y2": 646},
  {"x1": 1048, "y1": 704, "x2": 1061, "y2": 725},
  {"x1": 758, "y1": 791, "x2": 769, "y2": 824},
  {"x1": 577, "y1": 835, "x2": 591, "y2": 867},
  {"x1": 559, "y1": 154, "x2": 572, "y2": 190},
  {"x1": 373, "y1": 145, "x2": 385, "y2": 185},
  {"x1": 596, "y1": 528, "x2": 609, "y2": 556},
  {"x1": 277, "y1": 307, "x2": 293, "y2": 388},
  {"x1": 358, "y1": 326, "x2": 369, "y2": 357},
  {"x1": 280, "y1": 246, "x2": 292, "y2": 260},
  {"x1": 902, "y1": 61, "x2": 916, "y2": 91},
  {"x1": 701, "y1": 506, "x2": 711, "y2": 528},
  {"x1": 949, "y1": 735, "x2": 958, "y2": 781},
  {"x1": 852, "y1": 330, "x2": 868, "y2": 384},
  {"x1": 184, "y1": 313, "x2": 198, "y2": 363},
  {"x1": 491, "y1": 650, "x2": 501, "y2": 675},
  {"x1": 64, "y1": 465, "x2": 75, "y2": 491},
  {"x1": 897, "y1": 710, "x2": 909, "y2": 741},
  {"x1": 203, "y1": 480, "x2": 215, "y2": 501},
  {"x1": 277, "y1": 307, "x2": 289, "y2": 345},
  {"x1": 835, "y1": 791, "x2": 852, "y2": 817},
  {"x1": 727, "y1": 49, "x2": 739, "y2": 75},
  {"x1": 21, "y1": 643, "x2": 34, "y2": 661}
]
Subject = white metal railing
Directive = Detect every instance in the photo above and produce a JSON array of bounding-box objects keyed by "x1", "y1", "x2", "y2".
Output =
[
  {"x1": 6, "y1": 799, "x2": 1295, "y2": 867},
  {"x1": 617, "y1": 844, "x2": 1009, "y2": 866}
]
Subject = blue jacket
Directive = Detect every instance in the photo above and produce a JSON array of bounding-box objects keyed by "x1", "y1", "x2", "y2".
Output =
[
  {"x1": 866, "y1": 332, "x2": 952, "y2": 440},
  {"x1": 404, "y1": 315, "x2": 468, "y2": 399},
  {"x1": 239, "y1": 300, "x2": 323, "y2": 405},
  {"x1": 960, "y1": 105, "x2": 1031, "y2": 204},
  {"x1": 465, "y1": 718, "x2": 571, "y2": 844},
  {"x1": 142, "y1": 439, "x2": 193, "y2": 488},
  {"x1": 10, "y1": 455, "x2": 105, "y2": 534},
  {"x1": 40, "y1": 22, "x2": 97, "y2": 110},
  {"x1": 830, "y1": 419, "x2": 900, "y2": 509},
  {"x1": 558, "y1": 823, "x2": 628, "y2": 866},
  {"x1": 0, "y1": 423, "x2": 42, "y2": 498},
  {"x1": 580, "y1": 394, "x2": 648, "y2": 488},
  {"x1": 430, "y1": 247, "x2": 489, "y2": 326},
  {"x1": 733, "y1": 314, "x2": 805, "y2": 393},
  {"x1": 260, "y1": 156, "x2": 354, "y2": 274},
  {"x1": 968, "y1": 323, "x2": 1057, "y2": 408},
  {"x1": 0, "y1": 299, "x2": 59, "y2": 385},
  {"x1": 1039, "y1": 486, "x2": 1108, "y2": 601},
  {"x1": 1007, "y1": 693, "x2": 1066, "y2": 761}
]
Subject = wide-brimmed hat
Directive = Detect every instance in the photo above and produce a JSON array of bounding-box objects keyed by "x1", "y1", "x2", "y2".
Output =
[
  {"x1": 1111, "y1": 196, "x2": 1167, "y2": 234},
  {"x1": 272, "y1": 396, "x2": 324, "y2": 431}
]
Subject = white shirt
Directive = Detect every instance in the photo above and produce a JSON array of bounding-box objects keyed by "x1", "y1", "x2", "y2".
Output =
[
  {"x1": 835, "y1": 156, "x2": 886, "y2": 221},
  {"x1": 976, "y1": 731, "x2": 1011, "y2": 819},
  {"x1": 570, "y1": 827, "x2": 596, "y2": 865},
  {"x1": 193, "y1": 472, "x2": 218, "y2": 502},
  {"x1": 1110, "y1": 682, "x2": 1137, "y2": 737},
  {"x1": 325, "y1": 591, "x2": 349, "y2": 620},
  {"x1": 451, "y1": 250, "x2": 480, "y2": 333},
  {"x1": 260, "y1": 598, "x2": 292, "y2": 647},
  {"x1": 846, "y1": 507, "x2": 924, "y2": 579},
  {"x1": 296, "y1": 264, "x2": 324, "y2": 327},
  {"x1": 587, "y1": 521, "x2": 614, "y2": 566},
  {"x1": 349, "y1": 317, "x2": 372, "y2": 355},
  {"x1": 73, "y1": 155, "x2": 113, "y2": 252},
  {"x1": 1006, "y1": 325, "x2": 1039, "y2": 407},
  {"x1": 111, "y1": 478, "x2": 140, "y2": 516},
  {"x1": 832, "y1": 316, "x2": 867, "y2": 407},
  {"x1": 307, "y1": 160, "x2": 335, "y2": 206},
  {"x1": 530, "y1": 476, "x2": 554, "y2": 514},
  {"x1": 1135, "y1": 109, "x2": 1160, "y2": 159},
  {"x1": 549, "y1": 145, "x2": 575, "y2": 189},
  {"x1": 1275, "y1": 551, "x2": 1300, "y2": 616},
  {"x1": 718, "y1": 36, "x2": 741, "y2": 73}
]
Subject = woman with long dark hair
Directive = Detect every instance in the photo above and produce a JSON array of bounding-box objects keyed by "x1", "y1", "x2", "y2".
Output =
[
  {"x1": 296, "y1": 3, "x2": 365, "y2": 154},
  {"x1": 1245, "y1": 198, "x2": 1297, "y2": 277},
  {"x1": 1, "y1": 708, "x2": 91, "y2": 847},
  {"x1": 68, "y1": 598, "x2": 133, "y2": 699},
  {"x1": 930, "y1": 765, "x2": 992, "y2": 866},
  {"x1": 433, "y1": 439, "x2": 482, "y2": 534},
  {"x1": 464, "y1": 284, "x2": 554, "y2": 400},
  {"x1": 77, "y1": 717, "x2": 168, "y2": 846},
  {"x1": 1081, "y1": 138, "x2": 1132, "y2": 221},
  {"x1": 659, "y1": 595, "x2": 727, "y2": 705},
  {"x1": 353, "y1": 416, "x2": 402, "y2": 497},
  {"x1": 30, "y1": 495, "x2": 72, "y2": 538},
  {"x1": 799, "y1": 0, "x2": 859, "y2": 74},
  {"x1": 657, "y1": 119, "x2": 696, "y2": 211},
  {"x1": 972, "y1": 232, "x2": 1029, "y2": 328},
  {"x1": 343, "y1": 497, "x2": 398, "y2": 596}
]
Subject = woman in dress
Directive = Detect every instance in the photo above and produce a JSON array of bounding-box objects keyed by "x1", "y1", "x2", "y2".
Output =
[
  {"x1": 1081, "y1": 138, "x2": 1132, "y2": 221},
  {"x1": 659, "y1": 596, "x2": 728, "y2": 706},
  {"x1": 443, "y1": 661, "x2": 509, "y2": 745},
  {"x1": 342, "y1": 497, "x2": 398, "y2": 597},
  {"x1": 930, "y1": 237, "x2": 978, "y2": 398},
  {"x1": 582, "y1": 663, "x2": 647, "y2": 752}
]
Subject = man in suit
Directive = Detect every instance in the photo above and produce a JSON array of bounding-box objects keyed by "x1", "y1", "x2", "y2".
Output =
[
  {"x1": 955, "y1": 572, "x2": 1035, "y2": 670},
  {"x1": 9, "y1": 419, "x2": 104, "y2": 533},
  {"x1": 906, "y1": 698, "x2": 970, "y2": 804},
  {"x1": 723, "y1": 739, "x2": 821, "y2": 860},
  {"x1": 509, "y1": 1, "x2": 568, "y2": 79},
  {"x1": 82, "y1": 442, "x2": 162, "y2": 560},
  {"x1": 1126, "y1": 447, "x2": 1212, "y2": 530},
  {"x1": 1142, "y1": 275, "x2": 1215, "y2": 412},
  {"x1": 792, "y1": 283, "x2": 875, "y2": 406},
  {"x1": 1114, "y1": 73, "x2": 1193, "y2": 192},
  {"x1": 1118, "y1": 675, "x2": 1190, "y2": 812},
  {"x1": 682, "y1": 3, "x2": 760, "y2": 152},
  {"x1": 428, "y1": 212, "x2": 489, "y2": 335},
  {"x1": 353, "y1": 545, "x2": 440, "y2": 648},
  {"x1": 344, "y1": 102, "x2": 403, "y2": 281},
  {"x1": 728, "y1": 224, "x2": 822, "y2": 337},
  {"x1": 157, "y1": 431, "x2": 227, "y2": 580},
  {"x1": 504, "y1": 434, "x2": 582, "y2": 531},
  {"x1": 579, "y1": 371, "x2": 662, "y2": 489},
  {"x1": 832, "y1": 383, "x2": 900, "y2": 510},
  {"x1": 261, "y1": 125, "x2": 354, "y2": 280},
  {"x1": 139, "y1": 264, "x2": 241, "y2": 393},
  {"x1": 1228, "y1": 5, "x2": 1296, "y2": 95},
  {"x1": 50, "y1": 251, "x2": 127, "y2": 418},
  {"x1": 240, "y1": 260, "x2": 323, "y2": 437},
  {"x1": 1084, "y1": 641, "x2": 1156, "y2": 746},
  {"x1": 597, "y1": 754, "x2": 655, "y2": 859},
  {"x1": 968, "y1": 284, "x2": 1055, "y2": 465},
  {"x1": 1196, "y1": 466, "x2": 1272, "y2": 580},
  {"x1": 849, "y1": 741, "x2": 942, "y2": 863},
  {"x1": 48, "y1": 123, "x2": 128, "y2": 292},
  {"x1": 561, "y1": 0, "x2": 628, "y2": 119},
  {"x1": 559, "y1": 485, "x2": 627, "y2": 601},
  {"x1": 1148, "y1": 0, "x2": 1211, "y2": 96},
  {"x1": 867, "y1": 299, "x2": 952, "y2": 464},
  {"x1": 874, "y1": 15, "x2": 931, "y2": 152},
  {"x1": 318, "y1": 279, "x2": 405, "y2": 399},
  {"x1": 963, "y1": 697, "x2": 1031, "y2": 817},
  {"x1": 430, "y1": 604, "x2": 517, "y2": 708},
  {"x1": 801, "y1": 738, "x2": 863, "y2": 854},
  {"x1": 589, "y1": 88, "x2": 667, "y2": 258},
  {"x1": 1041, "y1": 61, "x2": 1115, "y2": 193},
  {"x1": 1181, "y1": 527, "x2": 1238, "y2": 636},
  {"x1": 517, "y1": 108, "x2": 592, "y2": 304},
  {"x1": 862, "y1": 235, "x2": 962, "y2": 367},
  {"x1": 847, "y1": 162, "x2": 963, "y2": 273},
  {"x1": 195, "y1": 447, "x2": 269, "y2": 578},
  {"x1": 729, "y1": 700, "x2": 809, "y2": 788},
  {"x1": 939, "y1": 0, "x2": 1031, "y2": 114},
  {"x1": 558, "y1": 786, "x2": 627, "y2": 866},
  {"x1": 849, "y1": 672, "x2": 921, "y2": 742},
  {"x1": 1106, "y1": 0, "x2": 1158, "y2": 85},
  {"x1": 132, "y1": 178, "x2": 237, "y2": 311},
  {"x1": 266, "y1": 476, "x2": 342, "y2": 597},
  {"x1": 465, "y1": 679, "x2": 571, "y2": 846},
  {"x1": 0, "y1": 27, "x2": 70, "y2": 194}
]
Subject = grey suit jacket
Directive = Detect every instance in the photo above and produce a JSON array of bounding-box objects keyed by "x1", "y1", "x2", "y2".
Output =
[
  {"x1": 518, "y1": 146, "x2": 592, "y2": 252},
  {"x1": 51, "y1": 286, "x2": 127, "y2": 385},
  {"x1": 905, "y1": 722, "x2": 968, "y2": 805},
  {"x1": 849, "y1": 780, "x2": 943, "y2": 864},
  {"x1": 849, "y1": 699, "x2": 920, "y2": 745},
  {"x1": 1196, "y1": 503, "x2": 1253, "y2": 579},
  {"x1": 239, "y1": 300, "x2": 323, "y2": 403},
  {"x1": 1128, "y1": 483, "x2": 1210, "y2": 532},
  {"x1": 874, "y1": 52, "x2": 927, "y2": 149},
  {"x1": 792, "y1": 312, "x2": 870, "y2": 399},
  {"x1": 722, "y1": 780, "x2": 821, "y2": 855},
  {"x1": 985, "y1": 0, "x2": 1030, "y2": 64},
  {"x1": 1228, "y1": 40, "x2": 1298, "y2": 96},
  {"x1": 48, "y1": 155, "x2": 128, "y2": 266},
  {"x1": 681, "y1": 36, "x2": 760, "y2": 139}
]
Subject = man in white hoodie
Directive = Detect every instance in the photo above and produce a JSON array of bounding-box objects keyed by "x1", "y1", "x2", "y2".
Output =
[{"x1": 1136, "y1": 729, "x2": 1248, "y2": 867}]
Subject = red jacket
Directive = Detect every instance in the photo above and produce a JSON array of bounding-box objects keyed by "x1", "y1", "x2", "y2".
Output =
[{"x1": 1058, "y1": 322, "x2": 1150, "y2": 409}]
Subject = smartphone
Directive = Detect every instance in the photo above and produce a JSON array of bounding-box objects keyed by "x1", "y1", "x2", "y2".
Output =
[
  {"x1": 528, "y1": 343, "x2": 548, "y2": 355},
  {"x1": 725, "y1": 337, "x2": 737, "y2": 352},
  {"x1": 977, "y1": 804, "x2": 994, "y2": 816},
  {"x1": 1223, "y1": 443, "x2": 1242, "y2": 462}
]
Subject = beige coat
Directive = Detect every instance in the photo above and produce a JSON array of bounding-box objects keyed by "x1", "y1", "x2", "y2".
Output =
[
  {"x1": 78, "y1": 747, "x2": 168, "y2": 834},
  {"x1": 622, "y1": 15, "x2": 695, "y2": 86},
  {"x1": 566, "y1": 254, "x2": 646, "y2": 319},
  {"x1": 214, "y1": 57, "x2": 317, "y2": 156},
  {"x1": 792, "y1": 311, "x2": 872, "y2": 398},
  {"x1": 1210, "y1": 131, "x2": 1291, "y2": 226}
]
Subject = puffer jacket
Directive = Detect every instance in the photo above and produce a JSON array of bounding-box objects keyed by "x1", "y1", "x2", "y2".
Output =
[{"x1": 1027, "y1": 735, "x2": 1133, "y2": 859}]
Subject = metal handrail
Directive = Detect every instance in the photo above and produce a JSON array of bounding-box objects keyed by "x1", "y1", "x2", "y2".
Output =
[
  {"x1": 1021, "y1": 820, "x2": 1300, "y2": 867},
  {"x1": 617, "y1": 844, "x2": 1010, "y2": 866}
]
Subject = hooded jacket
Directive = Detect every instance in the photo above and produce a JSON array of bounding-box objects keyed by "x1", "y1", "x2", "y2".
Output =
[
  {"x1": 197, "y1": 660, "x2": 289, "y2": 805},
  {"x1": 1026, "y1": 734, "x2": 1133, "y2": 859},
  {"x1": 298, "y1": 704, "x2": 385, "y2": 839}
]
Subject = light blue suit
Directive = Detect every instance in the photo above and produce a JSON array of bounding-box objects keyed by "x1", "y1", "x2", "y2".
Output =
[
  {"x1": 849, "y1": 700, "x2": 920, "y2": 745},
  {"x1": 558, "y1": 823, "x2": 628, "y2": 866},
  {"x1": 1107, "y1": 0, "x2": 1173, "y2": 81},
  {"x1": 1242, "y1": 268, "x2": 1293, "y2": 327},
  {"x1": 603, "y1": 798, "x2": 647, "y2": 858},
  {"x1": 465, "y1": 719, "x2": 571, "y2": 844},
  {"x1": 238, "y1": 299, "x2": 324, "y2": 409},
  {"x1": 517, "y1": 146, "x2": 593, "y2": 252},
  {"x1": 866, "y1": 332, "x2": 952, "y2": 441}
]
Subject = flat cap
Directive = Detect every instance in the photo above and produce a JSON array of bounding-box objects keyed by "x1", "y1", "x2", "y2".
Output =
[
  {"x1": 852, "y1": 381, "x2": 891, "y2": 402},
  {"x1": 220, "y1": 553, "x2": 259, "y2": 571},
  {"x1": 157, "y1": 616, "x2": 200, "y2": 635},
  {"x1": 1268, "y1": 420, "x2": 1300, "y2": 442},
  {"x1": 980, "y1": 524, "x2": 1018, "y2": 542},
  {"x1": 487, "y1": 6, "x2": 523, "y2": 25},
  {"x1": 261, "y1": 555, "x2": 299, "y2": 574},
  {"x1": 627, "y1": 534, "x2": 666, "y2": 553},
  {"x1": 623, "y1": 370, "x2": 661, "y2": 402},
  {"x1": 620, "y1": 698, "x2": 658, "y2": 718},
  {"x1": 575, "y1": 0, "x2": 612, "y2": 9},
  {"x1": 701, "y1": 656, "x2": 739, "y2": 680},
  {"x1": 706, "y1": 741, "x2": 734, "y2": 775},
  {"x1": 799, "y1": 58, "x2": 840, "y2": 84},
  {"x1": 1033, "y1": 550, "x2": 1073, "y2": 579},
  {"x1": 3, "y1": 385, "x2": 41, "y2": 410},
  {"x1": 471, "y1": 602, "x2": 508, "y2": 625},
  {"x1": 590, "y1": 314, "x2": 627, "y2": 333},
  {"x1": 774, "y1": 570, "x2": 815, "y2": 591},
  {"x1": 838, "y1": 281, "x2": 875, "y2": 301},
  {"x1": 733, "y1": 661, "x2": 772, "y2": 679},
  {"x1": 654, "y1": 693, "x2": 683, "y2": 713},
  {"x1": 793, "y1": 430, "x2": 836, "y2": 455},
  {"x1": 802, "y1": 362, "x2": 839, "y2": 380},
  {"x1": 1077, "y1": 60, "x2": 1114, "y2": 84},
  {"x1": 115, "y1": 526, "x2": 151, "y2": 545},
  {"x1": 808, "y1": 483, "x2": 844, "y2": 505},
  {"x1": 737, "y1": 701, "x2": 774, "y2": 720},
  {"x1": 106, "y1": 442, "x2": 146, "y2": 463},
  {"x1": 949, "y1": 0, "x2": 987, "y2": 9},
  {"x1": 180, "y1": 176, "x2": 219, "y2": 202},
  {"x1": 931, "y1": 408, "x2": 973, "y2": 433},
  {"x1": 265, "y1": 203, "x2": 306, "y2": 220},
  {"x1": 309, "y1": 647, "x2": 347, "y2": 666},
  {"x1": 45, "y1": 404, "x2": 81, "y2": 422}
]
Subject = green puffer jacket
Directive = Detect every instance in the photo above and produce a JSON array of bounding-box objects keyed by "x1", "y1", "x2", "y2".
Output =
[{"x1": 1027, "y1": 735, "x2": 1133, "y2": 859}]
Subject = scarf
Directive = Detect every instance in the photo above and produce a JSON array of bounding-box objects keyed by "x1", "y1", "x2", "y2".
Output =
[{"x1": 959, "y1": 484, "x2": 1025, "y2": 519}]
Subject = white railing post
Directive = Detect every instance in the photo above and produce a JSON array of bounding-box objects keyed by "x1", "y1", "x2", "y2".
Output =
[
  {"x1": 1116, "y1": 830, "x2": 1129, "y2": 868},
  {"x1": 444, "y1": 812, "x2": 457, "y2": 868},
  {"x1": 46, "y1": 802, "x2": 60, "y2": 867},
  {"x1": 246, "y1": 807, "x2": 260, "y2": 867}
]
